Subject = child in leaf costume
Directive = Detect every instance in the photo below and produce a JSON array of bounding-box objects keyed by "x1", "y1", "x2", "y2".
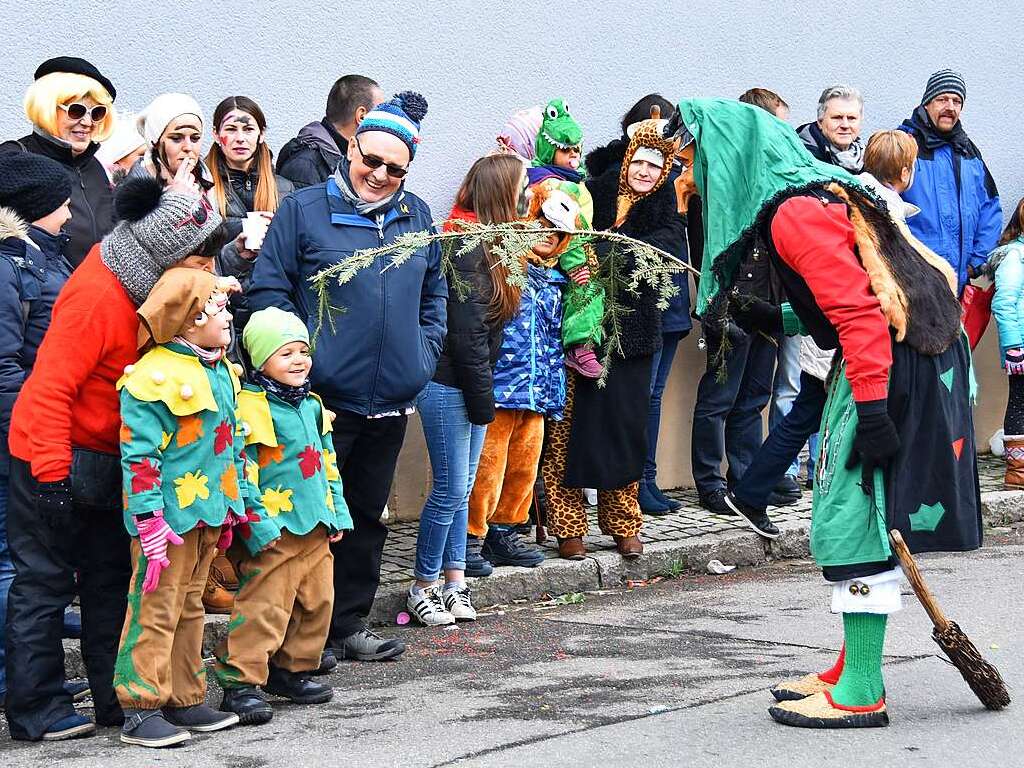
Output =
[
  {"x1": 214, "y1": 306, "x2": 351, "y2": 724},
  {"x1": 114, "y1": 268, "x2": 249, "y2": 747}
]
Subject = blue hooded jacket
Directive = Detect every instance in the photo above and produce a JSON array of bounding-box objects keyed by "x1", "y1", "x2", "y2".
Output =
[
  {"x1": 248, "y1": 178, "x2": 447, "y2": 416},
  {"x1": 899, "y1": 107, "x2": 1002, "y2": 295},
  {"x1": 989, "y1": 236, "x2": 1024, "y2": 360},
  {"x1": 492, "y1": 264, "x2": 566, "y2": 418}
]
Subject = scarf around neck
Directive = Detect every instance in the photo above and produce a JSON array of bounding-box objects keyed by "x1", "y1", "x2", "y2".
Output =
[
  {"x1": 333, "y1": 156, "x2": 404, "y2": 216},
  {"x1": 173, "y1": 336, "x2": 225, "y2": 365},
  {"x1": 252, "y1": 370, "x2": 311, "y2": 406},
  {"x1": 903, "y1": 105, "x2": 978, "y2": 158}
]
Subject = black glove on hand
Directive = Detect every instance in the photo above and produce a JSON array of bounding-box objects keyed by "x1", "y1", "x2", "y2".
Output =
[
  {"x1": 36, "y1": 478, "x2": 74, "y2": 529},
  {"x1": 844, "y1": 400, "x2": 900, "y2": 494},
  {"x1": 729, "y1": 293, "x2": 782, "y2": 333}
]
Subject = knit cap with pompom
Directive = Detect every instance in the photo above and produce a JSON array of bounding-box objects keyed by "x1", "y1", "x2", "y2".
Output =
[{"x1": 356, "y1": 90, "x2": 429, "y2": 159}]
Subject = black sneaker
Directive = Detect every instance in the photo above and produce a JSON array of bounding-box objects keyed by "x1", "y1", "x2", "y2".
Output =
[
  {"x1": 724, "y1": 492, "x2": 781, "y2": 539},
  {"x1": 482, "y1": 526, "x2": 545, "y2": 567},
  {"x1": 465, "y1": 534, "x2": 494, "y2": 578},
  {"x1": 220, "y1": 686, "x2": 273, "y2": 725},
  {"x1": 262, "y1": 666, "x2": 333, "y2": 704},
  {"x1": 120, "y1": 709, "x2": 190, "y2": 748},
  {"x1": 331, "y1": 627, "x2": 405, "y2": 661},
  {"x1": 311, "y1": 648, "x2": 337, "y2": 676},
  {"x1": 767, "y1": 475, "x2": 802, "y2": 507},
  {"x1": 162, "y1": 703, "x2": 239, "y2": 732},
  {"x1": 698, "y1": 487, "x2": 732, "y2": 514}
]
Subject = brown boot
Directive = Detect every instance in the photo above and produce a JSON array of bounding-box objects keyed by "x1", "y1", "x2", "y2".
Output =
[
  {"x1": 1005, "y1": 435, "x2": 1024, "y2": 489},
  {"x1": 203, "y1": 558, "x2": 236, "y2": 614},
  {"x1": 614, "y1": 535, "x2": 643, "y2": 559},
  {"x1": 557, "y1": 537, "x2": 586, "y2": 560}
]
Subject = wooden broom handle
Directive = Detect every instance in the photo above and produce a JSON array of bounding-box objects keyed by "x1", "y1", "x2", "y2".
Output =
[{"x1": 889, "y1": 530, "x2": 950, "y2": 632}]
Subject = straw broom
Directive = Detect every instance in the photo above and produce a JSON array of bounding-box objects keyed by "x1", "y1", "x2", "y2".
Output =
[{"x1": 889, "y1": 530, "x2": 1010, "y2": 710}]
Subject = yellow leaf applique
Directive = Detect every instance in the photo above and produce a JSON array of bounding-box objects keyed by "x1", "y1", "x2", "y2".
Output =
[
  {"x1": 325, "y1": 489, "x2": 335, "y2": 512},
  {"x1": 174, "y1": 471, "x2": 210, "y2": 508},
  {"x1": 261, "y1": 486, "x2": 294, "y2": 518},
  {"x1": 220, "y1": 465, "x2": 239, "y2": 501},
  {"x1": 257, "y1": 443, "x2": 284, "y2": 468},
  {"x1": 119, "y1": 422, "x2": 132, "y2": 444},
  {"x1": 244, "y1": 456, "x2": 260, "y2": 486},
  {"x1": 323, "y1": 449, "x2": 341, "y2": 482},
  {"x1": 176, "y1": 415, "x2": 205, "y2": 447},
  {"x1": 160, "y1": 431, "x2": 173, "y2": 451}
]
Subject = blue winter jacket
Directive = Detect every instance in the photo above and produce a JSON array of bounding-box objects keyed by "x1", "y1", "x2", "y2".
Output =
[
  {"x1": 0, "y1": 211, "x2": 72, "y2": 469},
  {"x1": 492, "y1": 264, "x2": 566, "y2": 418},
  {"x1": 248, "y1": 179, "x2": 447, "y2": 416},
  {"x1": 899, "y1": 109, "x2": 1002, "y2": 295},
  {"x1": 990, "y1": 236, "x2": 1024, "y2": 360}
]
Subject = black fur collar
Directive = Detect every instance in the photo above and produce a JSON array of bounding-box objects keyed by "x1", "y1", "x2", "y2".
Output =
[{"x1": 587, "y1": 158, "x2": 677, "y2": 235}]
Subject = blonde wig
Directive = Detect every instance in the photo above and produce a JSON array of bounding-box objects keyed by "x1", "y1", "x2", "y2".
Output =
[{"x1": 24, "y1": 72, "x2": 116, "y2": 142}]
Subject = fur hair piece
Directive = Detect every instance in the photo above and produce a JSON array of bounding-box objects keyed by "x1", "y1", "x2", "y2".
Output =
[
  {"x1": 0, "y1": 207, "x2": 31, "y2": 243},
  {"x1": 114, "y1": 175, "x2": 165, "y2": 222}
]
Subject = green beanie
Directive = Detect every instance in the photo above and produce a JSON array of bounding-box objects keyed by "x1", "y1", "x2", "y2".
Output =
[{"x1": 243, "y1": 307, "x2": 310, "y2": 369}]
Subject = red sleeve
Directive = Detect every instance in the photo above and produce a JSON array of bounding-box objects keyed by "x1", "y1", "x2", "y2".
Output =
[{"x1": 770, "y1": 196, "x2": 891, "y2": 402}]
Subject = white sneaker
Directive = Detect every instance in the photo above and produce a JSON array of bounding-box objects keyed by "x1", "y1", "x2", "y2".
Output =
[
  {"x1": 442, "y1": 584, "x2": 477, "y2": 621},
  {"x1": 407, "y1": 587, "x2": 455, "y2": 626},
  {"x1": 584, "y1": 488, "x2": 598, "y2": 506}
]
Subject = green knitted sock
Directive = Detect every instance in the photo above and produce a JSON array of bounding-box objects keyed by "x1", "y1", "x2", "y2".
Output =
[{"x1": 829, "y1": 613, "x2": 887, "y2": 707}]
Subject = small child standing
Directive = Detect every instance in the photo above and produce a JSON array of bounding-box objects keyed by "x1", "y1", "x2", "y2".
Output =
[
  {"x1": 215, "y1": 307, "x2": 351, "y2": 723},
  {"x1": 528, "y1": 99, "x2": 605, "y2": 379},
  {"x1": 115, "y1": 268, "x2": 246, "y2": 748}
]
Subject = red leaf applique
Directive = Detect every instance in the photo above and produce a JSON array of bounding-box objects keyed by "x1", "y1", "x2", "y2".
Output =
[
  {"x1": 237, "y1": 508, "x2": 262, "y2": 540},
  {"x1": 214, "y1": 420, "x2": 234, "y2": 455},
  {"x1": 130, "y1": 458, "x2": 161, "y2": 494},
  {"x1": 298, "y1": 445, "x2": 322, "y2": 479}
]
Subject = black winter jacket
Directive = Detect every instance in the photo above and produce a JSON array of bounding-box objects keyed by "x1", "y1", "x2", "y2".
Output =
[
  {"x1": 0, "y1": 131, "x2": 113, "y2": 269},
  {"x1": 276, "y1": 118, "x2": 347, "y2": 189},
  {"x1": 431, "y1": 244, "x2": 502, "y2": 425},
  {"x1": 0, "y1": 209, "x2": 72, "y2": 468},
  {"x1": 588, "y1": 147, "x2": 687, "y2": 359}
]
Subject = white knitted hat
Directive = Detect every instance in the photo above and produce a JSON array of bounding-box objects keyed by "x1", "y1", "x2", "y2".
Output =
[{"x1": 136, "y1": 93, "x2": 204, "y2": 146}]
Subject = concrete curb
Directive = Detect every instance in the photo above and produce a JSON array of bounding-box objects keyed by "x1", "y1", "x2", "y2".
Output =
[{"x1": 62, "y1": 489, "x2": 1021, "y2": 680}]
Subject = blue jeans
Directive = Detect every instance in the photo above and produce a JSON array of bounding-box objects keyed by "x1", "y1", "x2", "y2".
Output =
[
  {"x1": 644, "y1": 331, "x2": 686, "y2": 482},
  {"x1": 733, "y1": 371, "x2": 827, "y2": 509},
  {"x1": 770, "y1": 334, "x2": 803, "y2": 478},
  {"x1": 414, "y1": 381, "x2": 485, "y2": 582},
  {"x1": 0, "y1": 470, "x2": 11, "y2": 697},
  {"x1": 691, "y1": 329, "x2": 777, "y2": 495}
]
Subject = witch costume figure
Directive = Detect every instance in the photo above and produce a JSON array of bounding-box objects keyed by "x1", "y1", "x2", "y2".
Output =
[{"x1": 669, "y1": 98, "x2": 982, "y2": 728}]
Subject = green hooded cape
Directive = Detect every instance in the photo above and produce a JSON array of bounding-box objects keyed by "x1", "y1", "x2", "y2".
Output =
[{"x1": 676, "y1": 98, "x2": 868, "y2": 316}]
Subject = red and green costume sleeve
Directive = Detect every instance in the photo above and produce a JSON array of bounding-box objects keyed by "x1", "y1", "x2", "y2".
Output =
[{"x1": 770, "y1": 196, "x2": 892, "y2": 403}]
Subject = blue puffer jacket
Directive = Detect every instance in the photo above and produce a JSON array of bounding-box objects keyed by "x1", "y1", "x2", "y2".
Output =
[
  {"x1": 0, "y1": 209, "x2": 72, "y2": 469},
  {"x1": 899, "y1": 108, "x2": 1002, "y2": 295},
  {"x1": 989, "y1": 236, "x2": 1024, "y2": 360},
  {"x1": 492, "y1": 263, "x2": 566, "y2": 418},
  {"x1": 248, "y1": 178, "x2": 447, "y2": 416}
]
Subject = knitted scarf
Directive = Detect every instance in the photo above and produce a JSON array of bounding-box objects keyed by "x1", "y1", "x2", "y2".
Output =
[
  {"x1": 901, "y1": 105, "x2": 981, "y2": 159},
  {"x1": 333, "y1": 156, "x2": 404, "y2": 216},
  {"x1": 173, "y1": 336, "x2": 224, "y2": 365},
  {"x1": 252, "y1": 370, "x2": 311, "y2": 407}
]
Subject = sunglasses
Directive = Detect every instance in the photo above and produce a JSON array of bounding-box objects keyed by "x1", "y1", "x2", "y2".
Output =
[
  {"x1": 58, "y1": 102, "x2": 108, "y2": 122},
  {"x1": 354, "y1": 135, "x2": 409, "y2": 179}
]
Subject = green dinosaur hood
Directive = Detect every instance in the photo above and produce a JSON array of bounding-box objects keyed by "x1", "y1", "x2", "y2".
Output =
[
  {"x1": 534, "y1": 98, "x2": 584, "y2": 167},
  {"x1": 677, "y1": 98, "x2": 867, "y2": 316}
]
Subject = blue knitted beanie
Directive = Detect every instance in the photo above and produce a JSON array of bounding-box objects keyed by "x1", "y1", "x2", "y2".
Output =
[{"x1": 356, "y1": 91, "x2": 429, "y2": 159}]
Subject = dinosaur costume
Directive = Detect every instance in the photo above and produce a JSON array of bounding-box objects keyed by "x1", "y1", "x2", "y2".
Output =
[
  {"x1": 672, "y1": 98, "x2": 981, "y2": 728},
  {"x1": 527, "y1": 99, "x2": 603, "y2": 355}
]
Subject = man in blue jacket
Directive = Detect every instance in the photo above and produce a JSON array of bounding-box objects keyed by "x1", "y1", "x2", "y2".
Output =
[
  {"x1": 249, "y1": 91, "x2": 445, "y2": 663},
  {"x1": 899, "y1": 70, "x2": 1002, "y2": 296}
]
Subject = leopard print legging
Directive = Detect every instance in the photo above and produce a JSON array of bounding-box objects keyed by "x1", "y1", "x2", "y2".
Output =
[{"x1": 542, "y1": 371, "x2": 643, "y2": 539}]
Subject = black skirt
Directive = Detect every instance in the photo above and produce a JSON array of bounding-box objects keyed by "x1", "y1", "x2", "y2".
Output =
[{"x1": 563, "y1": 355, "x2": 654, "y2": 489}]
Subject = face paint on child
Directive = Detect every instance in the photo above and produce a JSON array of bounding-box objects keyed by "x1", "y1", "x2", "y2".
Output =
[
  {"x1": 215, "y1": 110, "x2": 261, "y2": 168},
  {"x1": 260, "y1": 340, "x2": 313, "y2": 387}
]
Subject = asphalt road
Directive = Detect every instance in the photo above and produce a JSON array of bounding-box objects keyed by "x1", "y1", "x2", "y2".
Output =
[{"x1": 2, "y1": 539, "x2": 1021, "y2": 767}]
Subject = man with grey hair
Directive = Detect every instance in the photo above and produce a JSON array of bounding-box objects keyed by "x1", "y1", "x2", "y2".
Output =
[{"x1": 796, "y1": 85, "x2": 865, "y2": 172}]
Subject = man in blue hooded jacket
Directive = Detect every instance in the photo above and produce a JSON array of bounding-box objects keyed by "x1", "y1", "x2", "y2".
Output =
[
  {"x1": 250, "y1": 91, "x2": 445, "y2": 664},
  {"x1": 899, "y1": 70, "x2": 1002, "y2": 296}
]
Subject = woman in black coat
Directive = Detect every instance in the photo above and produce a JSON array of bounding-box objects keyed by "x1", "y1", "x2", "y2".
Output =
[
  {"x1": 0, "y1": 57, "x2": 117, "y2": 268},
  {"x1": 543, "y1": 117, "x2": 686, "y2": 560}
]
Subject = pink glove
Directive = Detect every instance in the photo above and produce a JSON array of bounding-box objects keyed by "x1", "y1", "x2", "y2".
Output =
[
  {"x1": 1006, "y1": 349, "x2": 1024, "y2": 375},
  {"x1": 216, "y1": 510, "x2": 247, "y2": 551},
  {"x1": 135, "y1": 512, "x2": 184, "y2": 594},
  {"x1": 568, "y1": 265, "x2": 591, "y2": 286}
]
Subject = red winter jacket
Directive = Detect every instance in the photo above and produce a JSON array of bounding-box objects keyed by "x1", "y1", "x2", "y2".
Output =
[
  {"x1": 770, "y1": 196, "x2": 892, "y2": 402},
  {"x1": 9, "y1": 244, "x2": 139, "y2": 482}
]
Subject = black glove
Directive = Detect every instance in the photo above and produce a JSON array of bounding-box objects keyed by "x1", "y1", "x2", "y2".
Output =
[
  {"x1": 729, "y1": 293, "x2": 782, "y2": 334},
  {"x1": 36, "y1": 478, "x2": 74, "y2": 530},
  {"x1": 844, "y1": 400, "x2": 900, "y2": 494}
]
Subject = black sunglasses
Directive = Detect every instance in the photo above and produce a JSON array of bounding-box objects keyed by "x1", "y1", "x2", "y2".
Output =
[
  {"x1": 354, "y1": 135, "x2": 409, "y2": 179},
  {"x1": 59, "y1": 102, "x2": 108, "y2": 122}
]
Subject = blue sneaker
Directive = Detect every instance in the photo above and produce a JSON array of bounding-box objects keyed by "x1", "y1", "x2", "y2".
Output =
[
  {"x1": 63, "y1": 609, "x2": 82, "y2": 639},
  {"x1": 482, "y1": 526, "x2": 545, "y2": 568},
  {"x1": 42, "y1": 713, "x2": 95, "y2": 741},
  {"x1": 465, "y1": 535, "x2": 493, "y2": 578},
  {"x1": 63, "y1": 679, "x2": 91, "y2": 702}
]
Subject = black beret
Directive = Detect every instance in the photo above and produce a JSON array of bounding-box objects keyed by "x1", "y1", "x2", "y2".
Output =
[{"x1": 34, "y1": 56, "x2": 116, "y2": 101}]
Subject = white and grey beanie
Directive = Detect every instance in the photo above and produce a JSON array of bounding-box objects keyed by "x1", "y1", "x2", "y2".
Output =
[{"x1": 101, "y1": 175, "x2": 223, "y2": 305}]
